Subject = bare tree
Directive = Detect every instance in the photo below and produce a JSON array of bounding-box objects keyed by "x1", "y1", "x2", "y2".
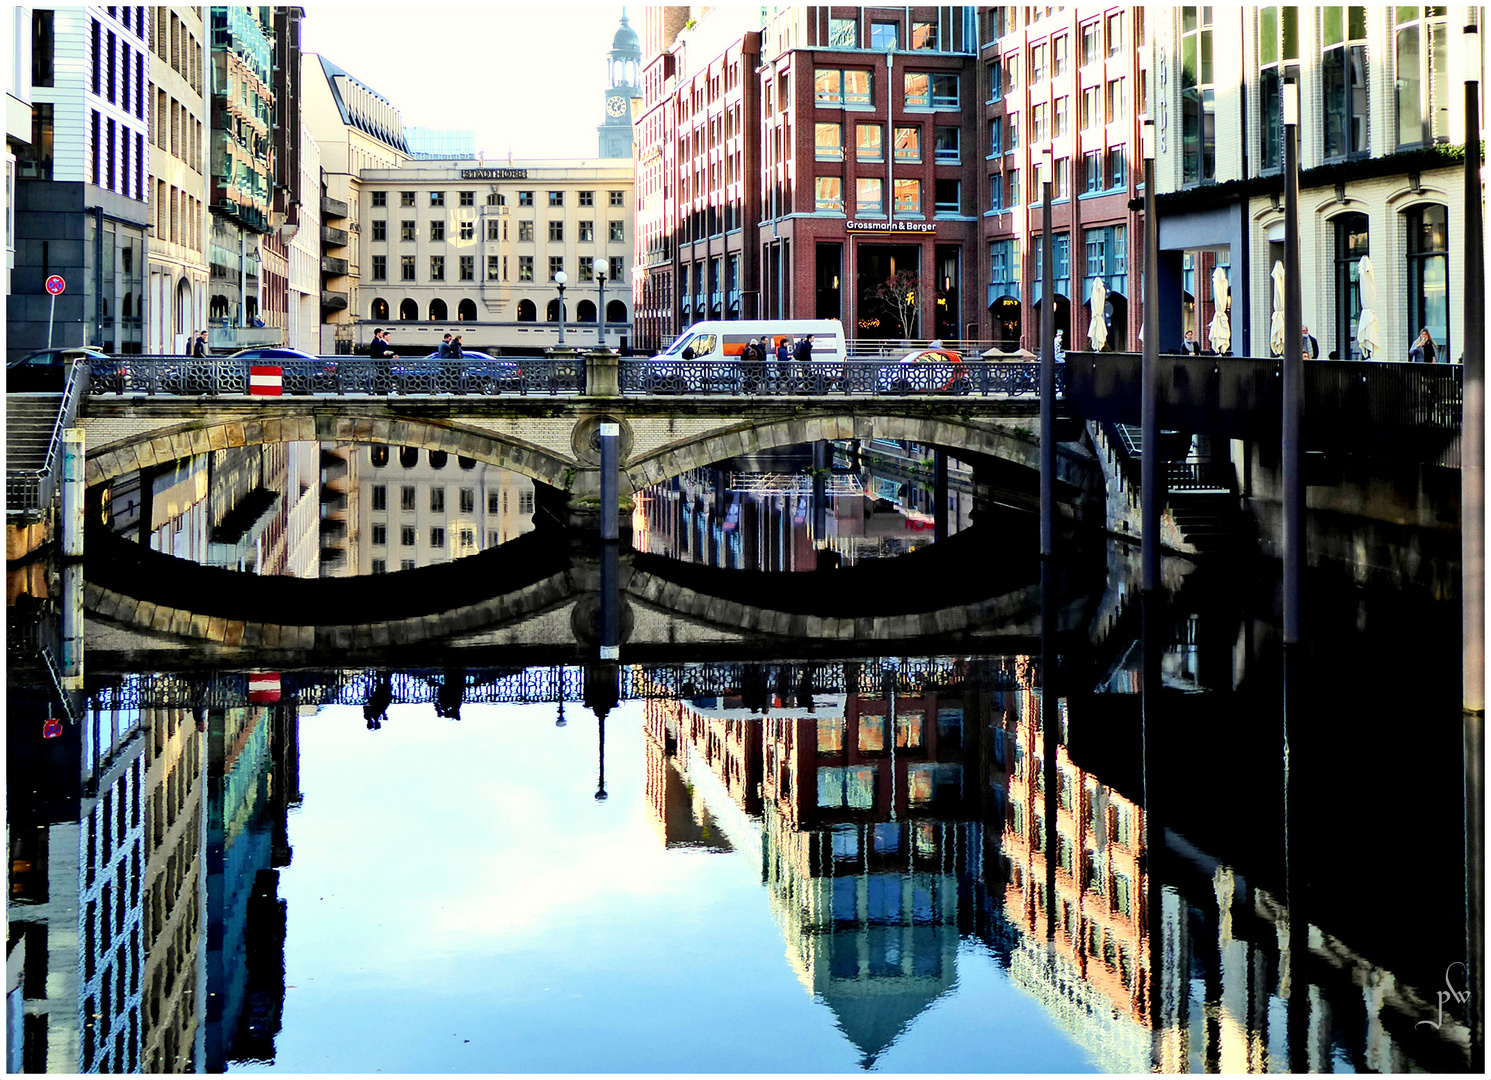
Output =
[{"x1": 874, "y1": 271, "x2": 920, "y2": 340}]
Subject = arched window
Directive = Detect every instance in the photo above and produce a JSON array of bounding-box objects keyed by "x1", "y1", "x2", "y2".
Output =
[
  {"x1": 370, "y1": 444, "x2": 390, "y2": 468},
  {"x1": 428, "y1": 450, "x2": 448, "y2": 469},
  {"x1": 429, "y1": 298, "x2": 448, "y2": 321},
  {"x1": 370, "y1": 297, "x2": 389, "y2": 321},
  {"x1": 576, "y1": 299, "x2": 597, "y2": 323},
  {"x1": 458, "y1": 299, "x2": 477, "y2": 321},
  {"x1": 175, "y1": 280, "x2": 193, "y2": 335},
  {"x1": 399, "y1": 446, "x2": 419, "y2": 468},
  {"x1": 458, "y1": 455, "x2": 477, "y2": 470},
  {"x1": 1404, "y1": 203, "x2": 1448, "y2": 359},
  {"x1": 516, "y1": 299, "x2": 537, "y2": 321},
  {"x1": 606, "y1": 299, "x2": 628, "y2": 324},
  {"x1": 546, "y1": 298, "x2": 565, "y2": 322},
  {"x1": 399, "y1": 298, "x2": 418, "y2": 321},
  {"x1": 1332, "y1": 213, "x2": 1368, "y2": 360}
]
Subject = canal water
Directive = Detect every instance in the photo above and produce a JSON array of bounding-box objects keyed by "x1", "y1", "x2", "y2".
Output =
[{"x1": 6, "y1": 437, "x2": 1477, "y2": 1072}]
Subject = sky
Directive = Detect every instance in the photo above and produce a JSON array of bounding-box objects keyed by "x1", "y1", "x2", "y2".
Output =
[{"x1": 299, "y1": 1, "x2": 630, "y2": 161}]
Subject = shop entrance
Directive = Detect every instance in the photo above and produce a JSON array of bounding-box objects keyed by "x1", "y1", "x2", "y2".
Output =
[{"x1": 855, "y1": 244, "x2": 921, "y2": 341}]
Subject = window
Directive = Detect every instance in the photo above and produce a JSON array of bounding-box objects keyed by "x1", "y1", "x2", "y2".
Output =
[
  {"x1": 856, "y1": 178, "x2": 884, "y2": 214},
  {"x1": 487, "y1": 220, "x2": 501, "y2": 241},
  {"x1": 894, "y1": 126, "x2": 920, "y2": 162},
  {"x1": 989, "y1": 59, "x2": 1003, "y2": 102},
  {"x1": 519, "y1": 255, "x2": 533, "y2": 281},
  {"x1": 932, "y1": 73, "x2": 959, "y2": 107},
  {"x1": 1082, "y1": 86, "x2": 1099, "y2": 130},
  {"x1": 430, "y1": 487, "x2": 445, "y2": 513},
  {"x1": 1109, "y1": 145, "x2": 1127, "y2": 188},
  {"x1": 400, "y1": 191, "x2": 415, "y2": 206},
  {"x1": 829, "y1": 16, "x2": 857, "y2": 47},
  {"x1": 401, "y1": 220, "x2": 415, "y2": 241},
  {"x1": 427, "y1": 191, "x2": 444, "y2": 207},
  {"x1": 608, "y1": 190, "x2": 623, "y2": 206},
  {"x1": 579, "y1": 220, "x2": 594, "y2": 241},
  {"x1": 911, "y1": 21, "x2": 936, "y2": 49},
  {"x1": 609, "y1": 256, "x2": 623, "y2": 281},
  {"x1": 1006, "y1": 52, "x2": 1019, "y2": 94},
  {"x1": 870, "y1": 21, "x2": 898, "y2": 49},
  {"x1": 401, "y1": 485, "x2": 417, "y2": 510},
  {"x1": 609, "y1": 220, "x2": 624, "y2": 242},
  {"x1": 816, "y1": 121, "x2": 843, "y2": 160},
  {"x1": 371, "y1": 219, "x2": 387, "y2": 242},
  {"x1": 459, "y1": 220, "x2": 473, "y2": 240},
  {"x1": 894, "y1": 178, "x2": 920, "y2": 214},
  {"x1": 459, "y1": 190, "x2": 474, "y2": 206},
  {"x1": 429, "y1": 527, "x2": 445, "y2": 548},
  {"x1": 400, "y1": 524, "x2": 416, "y2": 546},
  {"x1": 1052, "y1": 157, "x2": 1069, "y2": 199},
  {"x1": 1033, "y1": 103, "x2": 1048, "y2": 143},
  {"x1": 460, "y1": 255, "x2": 473, "y2": 280},
  {"x1": 1084, "y1": 150, "x2": 1103, "y2": 193},
  {"x1": 371, "y1": 523, "x2": 387, "y2": 546},
  {"x1": 1008, "y1": 167, "x2": 1020, "y2": 207},
  {"x1": 1107, "y1": 11, "x2": 1125, "y2": 56},
  {"x1": 989, "y1": 118, "x2": 1003, "y2": 156},
  {"x1": 989, "y1": 172, "x2": 1003, "y2": 210},
  {"x1": 1334, "y1": 213, "x2": 1369, "y2": 361},
  {"x1": 518, "y1": 190, "x2": 533, "y2": 206},
  {"x1": 371, "y1": 485, "x2": 388, "y2": 510},
  {"x1": 1108, "y1": 79, "x2": 1127, "y2": 123},
  {"x1": 548, "y1": 220, "x2": 564, "y2": 242},
  {"x1": 571, "y1": 190, "x2": 591, "y2": 208},
  {"x1": 856, "y1": 122, "x2": 883, "y2": 160},
  {"x1": 815, "y1": 176, "x2": 844, "y2": 212},
  {"x1": 401, "y1": 255, "x2": 415, "y2": 281},
  {"x1": 934, "y1": 126, "x2": 960, "y2": 162},
  {"x1": 1085, "y1": 224, "x2": 1128, "y2": 302},
  {"x1": 1053, "y1": 35, "x2": 1069, "y2": 76},
  {"x1": 548, "y1": 190, "x2": 563, "y2": 206},
  {"x1": 934, "y1": 179, "x2": 959, "y2": 215},
  {"x1": 549, "y1": 256, "x2": 564, "y2": 280},
  {"x1": 1082, "y1": 21, "x2": 1100, "y2": 65},
  {"x1": 430, "y1": 256, "x2": 444, "y2": 280},
  {"x1": 1323, "y1": 9, "x2": 1368, "y2": 159},
  {"x1": 1032, "y1": 43, "x2": 1047, "y2": 85},
  {"x1": 487, "y1": 255, "x2": 500, "y2": 280},
  {"x1": 1257, "y1": 6, "x2": 1299, "y2": 173},
  {"x1": 1181, "y1": 7, "x2": 1216, "y2": 185},
  {"x1": 459, "y1": 487, "x2": 475, "y2": 514},
  {"x1": 372, "y1": 255, "x2": 386, "y2": 280},
  {"x1": 371, "y1": 191, "x2": 387, "y2": 207},
  {"x1": 1054, "y1": 96, "x2": 1069, "y2": 137},
  {"x1": 1405, "y1": 204, "x2": 1449, "y2": 360},
  {"x1": 579, "y1": 257, "x2": 594, "y2": 281},
  {"x1": 430, "y1": 220, "x2": 445, "y2": 241},
  {"x1": 816, "y1": 68, "x2": 871, "y2": 106},
  {"x1": 1395, "y1": 8, "x2": 1448, "y2": 148},
  {"x1": 904, "y1": 72, "x2": 930, "y2": 108}
]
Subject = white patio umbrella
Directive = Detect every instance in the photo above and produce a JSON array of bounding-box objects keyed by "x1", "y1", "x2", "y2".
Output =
[
  {"x1": 1208, "y1": 266, "x2": 1231, "y2": 354},
  {"x1": 1355, "y1": 255, "x2": 1380, "y2": 359},
  {"x1": 1088, "y1": 277, "x2": 1109, "y2": 351},
  {"x1": 1269, "y1": 261, "x2": 1287, "y2": 357}
]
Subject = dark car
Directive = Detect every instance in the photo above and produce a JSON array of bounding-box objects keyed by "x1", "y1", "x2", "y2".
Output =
[
  {"x1": 388, "y1": 351, "x2": 524, "y2": 395},
  {"x1": 228, "y1": 347, "x2": 334, "y2": 394},
  {"x1": 7, "y1": 348, "x2": 112, "y2": 392}
]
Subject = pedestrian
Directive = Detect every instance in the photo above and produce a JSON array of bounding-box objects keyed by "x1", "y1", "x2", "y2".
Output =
[
  {"x1": 1302, "y1": 325, "x2": 1319, "y2": 358},
  {"x1": 1182, "y1": 329, "x2": 1200, "y2": 355},
  {"x1": 794, "y1": 333, "x2": 814, "y2": 390},
  {"x1": 437, "y1": 333, "x2": 453, "y2": 358},
  {"x1": 369, "y1": 328, "x2": 389, "y2": 359},
  {"x1": 192, "y1": 330, "x2": 209, "y2": 358},
  {"x1": 742, "y1": 338, "x2": 764, "y2": 394},
  {"x1": 1409, "y1": 327, "x2": 1438, "y2": 363},
  {"x1": 450, "y1": 334, "x2": 464, "y2": 359}
]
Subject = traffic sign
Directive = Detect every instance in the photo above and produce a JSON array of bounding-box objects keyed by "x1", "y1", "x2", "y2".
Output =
[
  {"x1": 42, "y1": 718, "x2": 63, "y2": 739},
  {"x1": 45, "y1": 275, "x2": 65, "y2": 296}
]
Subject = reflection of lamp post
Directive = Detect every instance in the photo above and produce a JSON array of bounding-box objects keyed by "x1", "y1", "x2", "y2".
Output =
[
  {"x1": 596, "y1": 269, "x2": 607, "y2": 348},
  {"x1": 556, "y1": 700, "x2": 566, "y2": 727},
  {"x1": 1039, "y1": 146, "x2": 1054, "y2": 559},
  {"x1": 1463, "y1": 23, "x2": 1484, "y2": 717},
  {"x1": 1141, "y1": 118, "x2": 1159, "y2": 594},
  {"x1": 555, "y1": 270, "x2": 569, "y2": 345},
  {"x1": 1282, "y1": 80, "x2": 1302, "y2": 647}
]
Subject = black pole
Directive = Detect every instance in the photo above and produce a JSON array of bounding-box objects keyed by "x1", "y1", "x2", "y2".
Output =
[
  {"x1": 599, "y1": 421, "x2": 619, "y2": 543},
  {"x1": 933, "y1": 448, "x2": 948, "y2": 543},
  {"x1": 1141, "y1": 126, "x2": 1161, "y2": 593},
  {"x1": 813, "y1": 439, "x2": 830, "y2": 543},
  {"x1": 1140, "y1": 590, "x2": 1164, "y2": 1047},
  {"x1": 1282, "y1": 82, "x2": 1304, "y2": 646},
  {"x1": 1040, "y1": 558, "x2": 1059, "y2": 946},
  {"x1": 1041, "y1": 160, "x2": 1055, "y2": 559}
]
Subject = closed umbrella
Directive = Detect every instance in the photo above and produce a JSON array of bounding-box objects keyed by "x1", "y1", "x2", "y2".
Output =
[
  {"x1": 1269, "y1": 261, "x2": 1286, "y2": 357},
  {"x1": 1088, "y1": 277, "x2": 1108, "y2": 351},
  {"x1": 1355, "y1": 255, "x2": 1380, "y2": 359},
  {"x1": 1208, "y1": 266, "x2": 1231, "y2": 354}
]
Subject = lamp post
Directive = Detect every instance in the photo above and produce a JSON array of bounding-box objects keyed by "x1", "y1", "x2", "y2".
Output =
[
  {"x1": 1141, "y1": 118, "x2": 1159, "y2": 593},
  {"x1": 555, "y1": 270, "x2": 569, "y2": 345},
  {"x1": 887, "y1": 39, "x2": 896, "y2": 227},
  {"x1": 1040, "y1": 146, "x2": 1054, "y2": 559},
  {"x1": 1282, "y1": 81, "x2": 1303, "y2": 646},
  {"x1": 596, "y1": 269, "x2": 607, "y2": 348}
]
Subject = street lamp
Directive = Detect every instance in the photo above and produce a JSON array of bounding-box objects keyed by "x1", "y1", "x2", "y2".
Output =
[
  {"x1": 1141, "y1": 117, "x2": 1159, "y2": 594},
  {"x1": 1282, "y1": 80, "x2": 1303, "y2": 646},
  {"x1": 555, "y1": 269, "x2": 569, "y2": 345},
  {"x1": 596, "y1": 269, "x2": 607, "y2": 348},
  {"x1": 1463, "y1": 21, "x2": 1485, "y2": 718},
  {"x1": 886, "y1": 39, "x2": 896, "y2": 225},
  {"x1": 1039, "y1": 145, "x2": 1054, "y2": 559}
]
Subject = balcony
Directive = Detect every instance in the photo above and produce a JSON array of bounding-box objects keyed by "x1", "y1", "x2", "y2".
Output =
[
  {"x1": 320, "y1": 289, "x2": 348, "y2": 312},
  {"x1": 321, "y1": 255, "x2": 349, "y2": 276},
  {"x1": 321, "y1": 224, "x2": 349, "y2": 247},
  {"x1": 321, "y1": 194, "x2": 349, "y2": 219},
  {"x1": 207, "y1": 326, "x2": 283, "y2": 351}
]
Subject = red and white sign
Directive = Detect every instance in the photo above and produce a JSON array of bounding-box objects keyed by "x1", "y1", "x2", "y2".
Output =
[
  {"x1": 248, "y1": 672, "x2": 281, "y2": 704},
  {"x1": 45, "y1": 275, "x2": 66, "y2": 296},
  {"x1": 42, "y1": 718, "x2": 64, "y2": 739},
  {"x1": 249, "y1": 366, "x2": 283, "y2": 396}
]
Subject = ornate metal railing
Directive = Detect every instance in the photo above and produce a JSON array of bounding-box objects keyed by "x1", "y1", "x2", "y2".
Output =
[
  {"x1": 85, "y1": 355, "x2": 585, "y2": 397},
  {"x1": 7, "y1": 358, "x2": 91, "y2": 514},
  {"x1": 619, "y1": 359, "x2": 1060, "y2": 397}
]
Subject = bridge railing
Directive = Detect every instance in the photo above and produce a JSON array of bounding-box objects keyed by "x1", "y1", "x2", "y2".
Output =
[{"x1": 618, "y1": 358, "x2": 1060, "y2": 397}]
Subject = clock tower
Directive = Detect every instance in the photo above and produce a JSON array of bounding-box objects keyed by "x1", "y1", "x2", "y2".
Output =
[{"x1": 598, "y1": 10, "x2": 641, "y2": 158}]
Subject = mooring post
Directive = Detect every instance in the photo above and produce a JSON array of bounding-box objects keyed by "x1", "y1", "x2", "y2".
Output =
[
  {"x1": 1141, "y1": 119, "x2": 1160, "y2": 593},
  {"x1": 933, "y1": 448, "x2": 949, "y2": 543},
  {"x1": 1040, "y1": 148, "x2": 1055, "y2": 559},
  {"x1": 62, "y1": 427, "x2": 85, "y2": 559},
  {"x1": 1282, "y1": 81, "x2": 1304, "y2": 646}
]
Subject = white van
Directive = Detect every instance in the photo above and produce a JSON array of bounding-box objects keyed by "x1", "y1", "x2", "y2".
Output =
[{"x1": 654, "y1": 319, "x2": 847, "y2": 365}]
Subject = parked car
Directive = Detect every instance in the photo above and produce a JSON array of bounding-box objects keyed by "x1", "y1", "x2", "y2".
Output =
[
  {"x1": 876, "y1": 348, "x2": 970, "y2": 394},
  {"x1": 7, "y1": 348, "x2": 112, "y2": 391},
  {"x1": 388, "y1": 351, "x2": 524, "y2": 394},
  {"x1": 228, "y1": 346, "x2": 333, "y2": 394}
]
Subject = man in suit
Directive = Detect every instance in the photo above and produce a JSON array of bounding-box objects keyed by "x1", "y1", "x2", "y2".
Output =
[{"x1": 1302, "y1": 326, "x2": 1319, "y2": 358}]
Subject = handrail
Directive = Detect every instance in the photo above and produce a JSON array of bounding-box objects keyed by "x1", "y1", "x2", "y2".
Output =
[{"x1": 6, "y1": 357, "x2": 91, "y2": 514}]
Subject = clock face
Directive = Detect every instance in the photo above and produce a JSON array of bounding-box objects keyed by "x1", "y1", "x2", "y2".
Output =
[{"x1": 606, "y1": 95, "x2": 627, "y2": 118}]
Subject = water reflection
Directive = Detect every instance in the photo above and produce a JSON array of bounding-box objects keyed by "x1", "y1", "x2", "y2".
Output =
[{"x1": 6, "y1": 555, "x2": 1476, "y2": 1071}]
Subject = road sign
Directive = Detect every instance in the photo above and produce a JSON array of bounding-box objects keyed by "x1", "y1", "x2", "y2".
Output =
[
  {"x1": 42, "y1": 718, "x2": 63, "y2": 739},
  {"x1": 45, "y1": 275, "x2": 65, "y2": 295},
  {"x1": 248, "y1": 672, "x2": 282, "y2": 704},
  {"x1": 249, "y1": 366, "x2": 283, "y2": 396}
]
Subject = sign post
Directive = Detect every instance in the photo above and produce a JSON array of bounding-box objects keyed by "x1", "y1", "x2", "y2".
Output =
[{"x1": 45, "y1": 275, "x2": 65, "y2": 349}]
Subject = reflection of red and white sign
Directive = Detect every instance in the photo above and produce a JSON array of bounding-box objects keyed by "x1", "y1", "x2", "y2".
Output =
[
  {"x1": 248, "y1": 672, "x2": 281, "y2": 704},
  {"x1": 45, "y1": 275, "x2": 66, "y2": 295},
  {"x1": 42, "y1": 718, "x2": 64, "y2": 739},
  {"x1": 249, "y1": 366, "x2": 283, "y2": 396}
]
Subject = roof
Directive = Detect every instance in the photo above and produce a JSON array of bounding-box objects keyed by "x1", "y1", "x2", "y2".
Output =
[{"x1": 316, "y1": 55, "x2": 410, "y2": 153}]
